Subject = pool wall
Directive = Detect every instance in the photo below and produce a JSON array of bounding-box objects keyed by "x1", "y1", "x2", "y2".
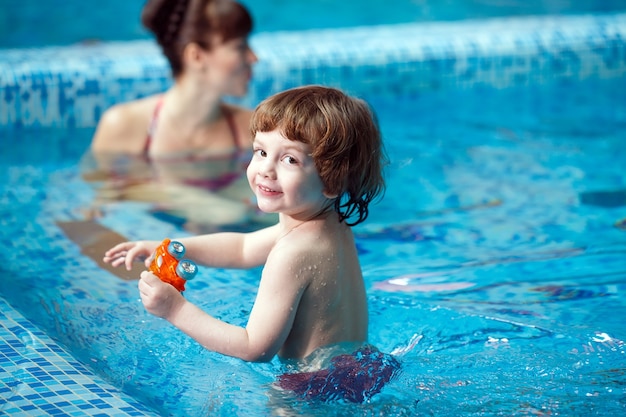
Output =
[
  {"x1": 1, "y1": 13, "x2": 625, "y2": 129},
  {"x1": 1, "y1": 11, "x2": 625, "y2": 417}
]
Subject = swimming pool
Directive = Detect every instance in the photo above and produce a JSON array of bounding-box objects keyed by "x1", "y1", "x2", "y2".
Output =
[
  {"x1": 2, "y1": 11, "x2": 626, "y2": 417},
  {"x1": 4, "y1": 0, "x2": 626, "y2": 48},
  {"x1": 2, "y1": 76, "x2": 625, "y2": 416}
]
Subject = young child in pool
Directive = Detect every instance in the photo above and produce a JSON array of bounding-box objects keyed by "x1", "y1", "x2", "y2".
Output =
[{"x1": 103, "y1": 85, "x2": 397, "y2": 400}]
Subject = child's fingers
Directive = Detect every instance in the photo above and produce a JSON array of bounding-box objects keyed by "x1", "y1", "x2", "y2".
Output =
[
  {"x1": 103, "y1": 241, "x2": 153, "y2": 270},
  {"x1": 104, "y1": 241, "x2": 134, "y2": 257},
  {"x1": 125, "y1": 246, "x2": 144, "y2": 271},
  {"x1": 103, "y1": 250, "x2": 128, "y2": 266},
  {"x1": 144, "y1": 252, "x2": 154, "y2": 268},
  {"x1": 110, "y1": 253, "x2": 128, "y2": 267},
  {"x1": 140, "y1": 270, "x2": 159, "y2": 284}
]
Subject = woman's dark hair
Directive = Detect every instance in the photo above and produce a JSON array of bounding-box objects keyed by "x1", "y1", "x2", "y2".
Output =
[{"x1": 141, "y1": 0, "x2": 253, "y2": 77}]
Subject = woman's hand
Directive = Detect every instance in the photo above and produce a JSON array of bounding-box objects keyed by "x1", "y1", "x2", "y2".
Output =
[
  {"x1": 103, "y1": 240, "x2": 160, "y2": 271},
  {"x1": 138, "y1": 271, "x2": 185, "y2": 319}
]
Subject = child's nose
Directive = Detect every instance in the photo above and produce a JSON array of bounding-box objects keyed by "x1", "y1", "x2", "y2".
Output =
[{"x1": 259, "y1": 159, "x2": 276, "y2": 178}]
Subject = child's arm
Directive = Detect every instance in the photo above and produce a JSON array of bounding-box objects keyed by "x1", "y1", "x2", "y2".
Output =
[
  {"x1": 139, "y1": 241, "x2": 309, "y2": 361},
  {"x1": 103, "y1": 223, "x2": 281, "y2": 271},
  {"x1": 173, "y1": 224, "x2": 280, "y2": 269}
]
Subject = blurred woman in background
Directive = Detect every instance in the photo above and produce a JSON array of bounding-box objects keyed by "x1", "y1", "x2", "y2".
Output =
[
  {"x1": 82, "y1": 0, "x2": 275, "y2": 231},
  {"x1": 92, "y1": 0, "x2": 257, "y2": 157}
]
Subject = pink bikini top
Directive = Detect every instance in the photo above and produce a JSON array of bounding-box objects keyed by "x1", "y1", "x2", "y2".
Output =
[
  {"x1": 144, "y1": 98, "x2": 247, "y2": 192},
  {"x1": 144, "y1": 97, "x2": 241, "y2": 154}
]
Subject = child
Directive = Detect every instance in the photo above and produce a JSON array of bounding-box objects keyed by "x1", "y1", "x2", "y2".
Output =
[{"x1": 103, "y1": 85, "x2": 398, "y2": 400}]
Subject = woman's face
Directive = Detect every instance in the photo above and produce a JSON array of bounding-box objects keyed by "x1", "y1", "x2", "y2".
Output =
[{"x1": 203, "y1": 36, "x2": 257, "y2": 97}]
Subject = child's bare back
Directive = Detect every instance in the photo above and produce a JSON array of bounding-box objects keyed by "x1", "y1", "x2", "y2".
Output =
[{"x1": 268, "y1": 213, "x2": 368, "y2": 358}]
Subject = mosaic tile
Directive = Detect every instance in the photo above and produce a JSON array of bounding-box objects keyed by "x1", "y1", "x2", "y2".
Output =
[
  {"x1": 0, "y1": 297, "x2": 158, "y2": 416},
  {"x1": 1, "y1": 13, "x2": 625, "y2": 128}
]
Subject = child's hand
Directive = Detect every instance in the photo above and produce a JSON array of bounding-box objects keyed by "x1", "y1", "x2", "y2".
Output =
[
  {"x1": 103, "y1": 240, "x2": 160, "y2": 271},
  {"x1": 138, "y1": 271, "x2": 184, "y2": 319}
]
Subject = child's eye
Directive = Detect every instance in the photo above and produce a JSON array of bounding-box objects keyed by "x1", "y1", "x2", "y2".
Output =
[
  {"x1": 254, "y1": 149, "x2": 267, "y2": 157},
  {"x1": 283, "y1": 156, "x2": 298, "y2": 165}
]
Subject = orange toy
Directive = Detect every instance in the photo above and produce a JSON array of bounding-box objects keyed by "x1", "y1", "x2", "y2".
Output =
[{"x1": 149, "y1": 238, "x2": 197, "y2": 292}]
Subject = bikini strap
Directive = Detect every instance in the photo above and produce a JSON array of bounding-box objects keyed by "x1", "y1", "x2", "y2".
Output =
[
  {"x1": 222, "y1": 105, "x2": 241, "y2": 149},
  {"x1": 145, "y1": 97, "x2": 165, "y2": 155},
  {"x1": 146, "y1": 100, "x2": 239, "y2": 155}
]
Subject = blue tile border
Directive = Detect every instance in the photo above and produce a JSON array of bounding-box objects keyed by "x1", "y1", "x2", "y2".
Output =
[
  {"x1": 0, "y1": 297, "x2": 158, "y2": 416},
  {"x1": 248, "y1": 12, "x2": 626, "y2": 98},
  {"x1": 1, "y1": 12, "x2": 625, "y2": 129}
]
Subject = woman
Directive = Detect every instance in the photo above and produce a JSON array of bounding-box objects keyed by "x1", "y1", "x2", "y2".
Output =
[
  {"x1": 82, "y1": 0, "x2": 275, "y2": 232},
  {"x1": 91, "y1": 0, "x2": 257, "y2": 158}
]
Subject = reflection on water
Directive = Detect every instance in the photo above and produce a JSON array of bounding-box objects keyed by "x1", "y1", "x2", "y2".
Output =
[{"x1": 80, "y1": 149, "x2": 277, "y2": 234}]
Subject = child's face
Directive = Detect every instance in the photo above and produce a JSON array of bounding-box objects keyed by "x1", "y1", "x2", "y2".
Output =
[{"x1": 247, "y1": 130, "x2": 331, "y2": 218}]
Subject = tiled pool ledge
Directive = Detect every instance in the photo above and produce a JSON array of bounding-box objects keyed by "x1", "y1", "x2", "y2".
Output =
[
  {"x1": 1, "y1": 12, "x2": 625, "y2": 129},
  {"x1": 0, "y1": 297, "x2": 159, "y2": 416}
]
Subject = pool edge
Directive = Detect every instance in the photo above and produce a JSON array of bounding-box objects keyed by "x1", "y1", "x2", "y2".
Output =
[
  {"x1": 1, "y1": 12, "x2": 625, "y2": 129},
  {"x1": 0, "y1": 296, "x2": 160, "y2": 416}
]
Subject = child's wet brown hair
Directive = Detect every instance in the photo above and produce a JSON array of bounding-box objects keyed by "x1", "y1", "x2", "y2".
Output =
[{"x1": 251, "y1": 85, "x2": 387, "y2": 226}]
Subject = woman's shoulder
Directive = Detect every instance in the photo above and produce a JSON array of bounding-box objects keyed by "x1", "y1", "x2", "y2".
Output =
[
  {"x1": 223, "y1": 103, "x2": 254, "y2": 148},
  {"x1": 91, "y1": 95, "x2": 163, "y2": 153}
]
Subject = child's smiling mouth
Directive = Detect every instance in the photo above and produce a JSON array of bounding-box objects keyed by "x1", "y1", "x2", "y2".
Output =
[{"x1": 258, "y1": 184, "x2": 281, "y2": 195}]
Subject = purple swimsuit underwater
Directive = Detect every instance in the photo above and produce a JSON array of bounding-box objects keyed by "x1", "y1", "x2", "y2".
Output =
[{"x1": 277, "y1": 345, "x2": 401, "y2": 403}]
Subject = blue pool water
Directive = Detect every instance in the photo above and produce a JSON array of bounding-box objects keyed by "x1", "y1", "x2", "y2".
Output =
[
  {"x1": 1, "y1": 75, "x2": 625, "y2": 415},
  {"x1": 2, "y1": 3, "x2": 626, "y2": 415},
  {"x1": 3, "y1": 0, "x2": 626, "y2": 48}
]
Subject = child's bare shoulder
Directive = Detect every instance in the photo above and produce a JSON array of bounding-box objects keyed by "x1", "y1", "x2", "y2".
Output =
[{"x1": 270, "y1": 223, "x2": 345, "y2": 266}]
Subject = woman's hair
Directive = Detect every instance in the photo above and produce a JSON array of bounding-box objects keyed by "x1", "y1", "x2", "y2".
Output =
[
  {"x1": 141, "y1": 0, "x2": 253, "y2": 77},
  {"x1": 250, "y1": 85, "x2": 387, "y2": 226}
]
